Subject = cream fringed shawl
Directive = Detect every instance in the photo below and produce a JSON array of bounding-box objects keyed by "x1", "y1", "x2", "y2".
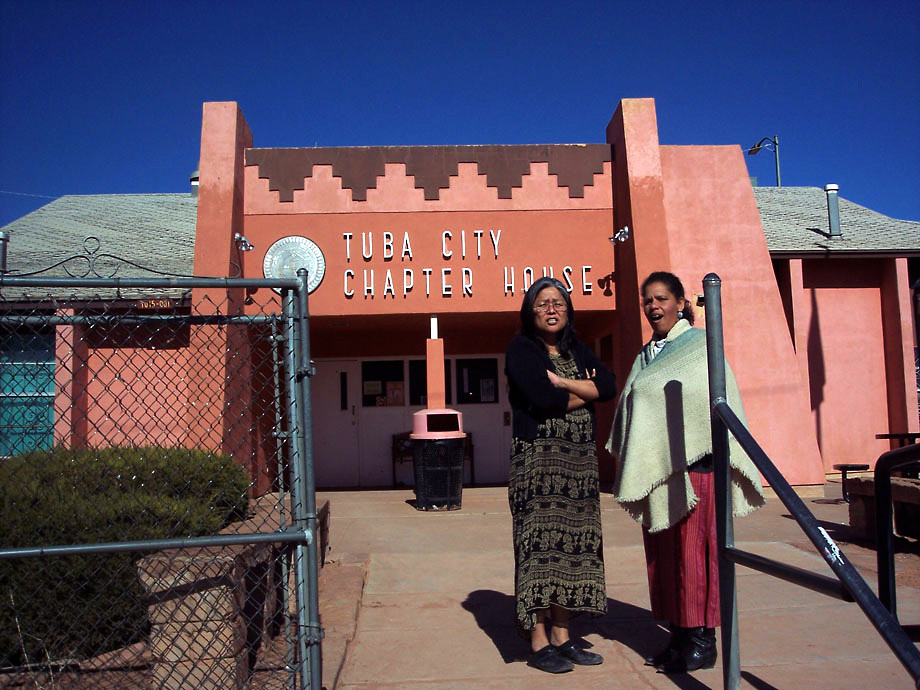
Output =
[{"x1": 606, "y1": 320, "x2": 765, "y2": 532}]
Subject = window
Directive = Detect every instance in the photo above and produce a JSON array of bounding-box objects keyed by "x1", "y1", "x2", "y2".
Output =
[
  {"x1": 455, "y1": 358, "x2": 499, "y2": 404},
  {"x1": 361, "y1": 360, "x2": 404, "y2": 407},
  {"x1": 1, "y1": 328, "x2": 54, "y2": 457}
]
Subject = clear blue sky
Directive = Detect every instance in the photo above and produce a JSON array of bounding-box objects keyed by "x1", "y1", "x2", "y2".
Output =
[{"x1": 1, "y1": 0, "x2": 918, "y2": 227}]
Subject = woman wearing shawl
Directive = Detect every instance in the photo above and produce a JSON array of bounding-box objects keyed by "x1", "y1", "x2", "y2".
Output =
[
  {"x1": 607, "y1": 271, "x2": 765, "y2": 674},
  {"x1": 505, "y1": 277, "x2": 618, "y2": 674}
]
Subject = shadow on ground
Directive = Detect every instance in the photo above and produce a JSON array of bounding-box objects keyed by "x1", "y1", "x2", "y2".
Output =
[
  {"x1": 740, "y1": 670, "x2": 782, "y2": 689},
  {"x1": 781, "y1": 511, "x2": 920, "y2": 556},
  {"x1": 461, "y1": 590, "x2": 721, "y2": 688}
]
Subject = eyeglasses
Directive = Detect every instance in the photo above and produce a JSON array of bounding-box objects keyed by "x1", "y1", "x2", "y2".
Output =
[{"x1": 534, "y1": 300, "x2": 567, "y2": 313}]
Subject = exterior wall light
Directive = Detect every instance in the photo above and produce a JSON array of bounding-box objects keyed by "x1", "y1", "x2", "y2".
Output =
[
  {"x1": 747, "y1": 135, "x2": 781, "y2": 187},
  {"x1": 234, "y1": 233, "x2": 254, "y2": 252},
  {"x1": 610, "y1": 226, "x2": 630, "y2": 244}
]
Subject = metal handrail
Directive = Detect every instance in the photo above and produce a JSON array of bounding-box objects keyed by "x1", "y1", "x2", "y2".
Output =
[
  {"x1": 874, "y1": 446, "x2": 920, "y2": 619},
  {"x1": 0, "y1": 314, "x2": 283, "y2": 326},
  {"x1": 703, "y1": 272, "x2": 920, "y2": 689},
  {"x1": 0, "y1": 528, "x2": 312, "y2": 560},
  {"x1": 1, "y1": 275, "x2": 299, "y2": 289}
]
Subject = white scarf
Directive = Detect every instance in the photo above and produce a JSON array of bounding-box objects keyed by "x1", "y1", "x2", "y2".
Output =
[{"x1": 607, "y1": 321, "x2": 765, "y2": 532}]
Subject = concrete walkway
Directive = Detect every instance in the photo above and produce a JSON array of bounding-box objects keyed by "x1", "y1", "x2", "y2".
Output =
[{"x1": 315, "y1": 483, "x2": 920, "y2": 689}]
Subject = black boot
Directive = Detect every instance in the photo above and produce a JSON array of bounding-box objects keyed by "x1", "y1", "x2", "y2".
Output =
[
  {"x1": 644, "y1": 625, "x2": 688, "y2": 667},
  {"x1": 659, "y1": 627, "x2": 717, "y2": 673}
]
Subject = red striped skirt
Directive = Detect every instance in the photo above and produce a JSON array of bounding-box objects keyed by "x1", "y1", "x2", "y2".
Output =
[{"x1": 641, "y1": 470, "x2": 720, "y2": 627}]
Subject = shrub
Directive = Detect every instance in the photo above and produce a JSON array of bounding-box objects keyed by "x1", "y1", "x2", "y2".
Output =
[{"x1": 0, "y1": 446, "x2": 250, "y2": 666}]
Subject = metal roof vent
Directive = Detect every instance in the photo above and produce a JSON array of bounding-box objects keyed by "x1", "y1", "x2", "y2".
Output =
[
  {"x1": 0, "y1": 230, "x2": 9, "y2": 274},
  {"x1": 190, "y1": 169, "x2": 200, "y2": 197},
  {"x1": 824, "y1": 184, "x2": 841, "y2": 238}
]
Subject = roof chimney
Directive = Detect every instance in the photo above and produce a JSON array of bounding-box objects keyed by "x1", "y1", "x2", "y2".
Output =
[
  {"x1": 190, "y1": 169, "x2": 200, "y2": 197},
  {"x1": 0, "y1": 230, "x2": 8, "y2": 274},
  {"x1": 824, "y1": 184, "x2": 841, "y2": 238}
]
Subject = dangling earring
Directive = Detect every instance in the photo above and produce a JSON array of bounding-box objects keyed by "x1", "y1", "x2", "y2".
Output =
[{"x1": 677, "y1": 310, "x2": 684, "y2": 319}]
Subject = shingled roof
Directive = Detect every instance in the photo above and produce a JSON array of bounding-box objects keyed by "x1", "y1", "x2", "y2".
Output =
[
  {"x1": 753, "y1": 187, "x2": 920, "y2": 256},
  {"x1": 1, "y1": 186, "x2": 917, "y2": 286},
  {"x1": 0, "y1": 194, "x2": 198, "y2": 300}
]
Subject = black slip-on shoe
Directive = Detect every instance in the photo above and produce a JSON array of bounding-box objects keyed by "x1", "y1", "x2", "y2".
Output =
[
  {"x1": 528, "y1": 644, "x2": 574, "y2": 673},
  {"x1": 554, "y1": 640, "x2": 604, "y2": 665}
]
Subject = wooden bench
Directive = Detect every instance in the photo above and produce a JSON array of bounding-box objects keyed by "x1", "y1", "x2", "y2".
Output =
[
  {"x1": 846, "y1": 476, "x2": 920, "y2": 540},
  {"x1": 392, "y1": 431, "x2": 475, "y2": 486}
]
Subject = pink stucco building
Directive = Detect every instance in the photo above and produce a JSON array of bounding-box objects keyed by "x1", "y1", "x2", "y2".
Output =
[{"x1": 2, "y1": 98, "x2": 918, "y2": 490}]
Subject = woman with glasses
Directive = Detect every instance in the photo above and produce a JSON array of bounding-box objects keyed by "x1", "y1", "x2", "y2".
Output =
[
  {"x1": 505, "y1": 276, "x2": 617, "y2": 674},
  {"x1": 608, "y1": 271, "x2": 764, "y2": 674}
]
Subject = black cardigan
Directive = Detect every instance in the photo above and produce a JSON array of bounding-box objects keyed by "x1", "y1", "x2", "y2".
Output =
[{"x1": 505, "y1": 333, "x2": 617, "y2": 440}]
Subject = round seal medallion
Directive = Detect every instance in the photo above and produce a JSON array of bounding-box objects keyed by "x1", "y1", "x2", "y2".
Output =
[{"x1": 262, "y1": 236, "x2": 326, "y2": 293}]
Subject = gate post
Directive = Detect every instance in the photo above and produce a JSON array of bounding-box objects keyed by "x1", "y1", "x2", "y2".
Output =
[
  {"x1": 286, "y1": 270, "x2": 323, "y2": 689},
  {"x1": 703, "y1": 272, "x2": 741, "y2": 690}
]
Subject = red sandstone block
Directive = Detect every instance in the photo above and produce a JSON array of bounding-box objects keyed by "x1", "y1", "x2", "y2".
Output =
[
  {"x1": 138, "y1": 553, "x2": 242, "y2": 594},
  {"x1": 848, "y1": 494, "x2": 875, "y2": 540},
  {"x1": 152, "y1": 658, "x2": 248, "y2": 690},
  {"x1": 139, "y1": 543, "x2": 272, "y2": 581},
  {"x1": 137, "y1": 495, "x2": 327, "y2": 686},
  {"x1": 149, "y1": 620, "x2": 247, "y2": 662},
  {"x1": 148, "y1": 585, "x2": 242, "y2": 624}
]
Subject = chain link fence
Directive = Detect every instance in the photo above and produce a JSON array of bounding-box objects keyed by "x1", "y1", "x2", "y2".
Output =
[{"x1": 1, "y1": 274, "x2": 322, "y2": 689}]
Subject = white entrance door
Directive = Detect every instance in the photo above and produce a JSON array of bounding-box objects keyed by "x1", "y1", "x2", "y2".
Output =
[{"x1": 310, "y1": 359, "x2": 361, "y2": 487}]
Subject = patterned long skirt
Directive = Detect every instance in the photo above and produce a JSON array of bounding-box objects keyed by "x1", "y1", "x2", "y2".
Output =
[{"x1": 508, "y1": 400, "x2": 606, "y2": 631}]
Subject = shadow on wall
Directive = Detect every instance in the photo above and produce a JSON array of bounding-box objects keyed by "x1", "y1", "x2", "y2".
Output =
[
  {"x1": 915, "y1": 347, "x2": 919, "y2": 422},
  {"x1": 807, "y1": 289, "x2": 826, "y2": 454}
]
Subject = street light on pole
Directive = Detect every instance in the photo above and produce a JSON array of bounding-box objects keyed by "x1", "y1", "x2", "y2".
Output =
[{"x1": 747, "y1": 135, "x2": 781, "y2": 187}]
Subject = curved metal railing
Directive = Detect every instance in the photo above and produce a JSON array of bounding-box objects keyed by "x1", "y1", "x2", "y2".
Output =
[{"x1": 703, "y1": 272, "x2": 920, "y2": 689}]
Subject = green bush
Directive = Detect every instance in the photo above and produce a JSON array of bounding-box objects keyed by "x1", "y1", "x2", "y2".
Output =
[{"x1": 0, "y1": 446, "x2": 250, "y2": 666}]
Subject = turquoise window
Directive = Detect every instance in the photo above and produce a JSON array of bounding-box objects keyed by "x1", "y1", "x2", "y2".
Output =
[{"x1": 0, "y1": 329, "x2": 54, "y2": 457}]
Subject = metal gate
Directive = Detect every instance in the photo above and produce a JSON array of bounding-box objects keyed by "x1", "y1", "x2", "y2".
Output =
[{"x1": 0, "y1": 268, "x2": 322, "y2": 689}]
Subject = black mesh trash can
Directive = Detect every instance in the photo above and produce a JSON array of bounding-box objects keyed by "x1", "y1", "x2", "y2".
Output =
[{"x1": 412, "y1": 437, "x2": 465, "y2": 510}]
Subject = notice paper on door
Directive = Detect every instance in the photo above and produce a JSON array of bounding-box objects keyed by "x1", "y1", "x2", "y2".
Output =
[{"x1": 386, "y1": 381, "x2": 404, "y2": 406}]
